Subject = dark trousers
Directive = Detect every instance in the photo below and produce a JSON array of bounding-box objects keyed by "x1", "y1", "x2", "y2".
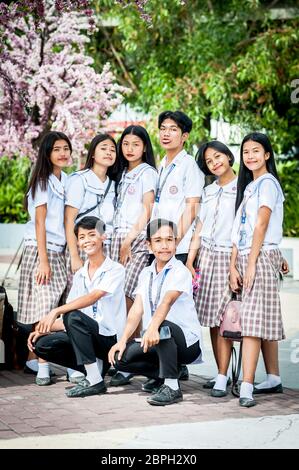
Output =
[
  {"x1": 115, "y1": 320, "x2": 200, "y2": 379},
  {"x1": 35, "y1": 310, "x2": 117, "y2": 376},
  {"x1": 148, "y1": 253, "x2": 188, "y2": 266}
]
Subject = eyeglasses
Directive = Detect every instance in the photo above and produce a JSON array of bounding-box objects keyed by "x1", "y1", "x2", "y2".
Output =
[{"x1": 159, "y1": 126, "x2": 180, "y2": 134}]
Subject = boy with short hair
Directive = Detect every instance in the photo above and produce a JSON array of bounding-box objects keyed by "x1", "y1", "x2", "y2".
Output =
[{"x1": 28, "y1": 216, "x2": 128, "y2": 397}]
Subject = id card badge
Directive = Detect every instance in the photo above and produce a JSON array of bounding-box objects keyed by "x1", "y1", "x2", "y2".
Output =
[
  {"x1": 239, "y1": 230, "x2": 247, "y2": 247},
  {"x1": 92, "y1": 304, "x2": 97, "y2": 320}
]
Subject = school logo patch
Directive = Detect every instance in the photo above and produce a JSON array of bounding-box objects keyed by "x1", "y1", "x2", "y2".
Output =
[
  {"x1": 128, "y1": 185, "x2": 135, "y2": 195},
  {"x1": 169, "y1": 185, "x2": 178, "y2": 195}
]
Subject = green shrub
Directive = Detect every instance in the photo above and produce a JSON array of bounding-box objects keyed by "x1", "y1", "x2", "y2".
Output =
[
  {"x1": 277, "y1": 160, "x2": 299, "y2": 237},
  {"x1": 0, "y1": 156, "x2": 31, "y2": 223}
]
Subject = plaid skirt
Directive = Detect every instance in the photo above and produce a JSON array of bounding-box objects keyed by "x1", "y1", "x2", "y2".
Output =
[
  {"x1": 63, "y1": 243, "x2": 111, "y2": 302},
  {"x1": 111, "y1": 232, "x2": 149, "y2": 300},
  {"x1": 216, "y1": 249, "x2": 285, "y2": 341},
  {"x1": 17, "y1": 245, "x2": 67, "y2": 324},
  {"x1": 194, "y1": 246, "x2": 231, "y2": 327}
]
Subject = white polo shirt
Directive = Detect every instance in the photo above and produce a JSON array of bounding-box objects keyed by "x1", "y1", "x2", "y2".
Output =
[
  {"x1": 151, "y1": 150, "x2": 205, "y2": 254},
  {"x1": 67, "y1": 257, "x2": 126, "y2": 340},
  {"x1": 135, "y1": 256, "x2": 203, "y2": 363},
  {"x1": 24, "y1": 172, "x2": 67, "y2": 252},
  {"x1": 231, "y1": 173, "x2": 284, "y2": 253},
  {"x1": 114, "y1": 163, "x2": 158, "y2": 233},
  {"x1": 65, "y1": 169, "x2": 115, "y2": 239},
  {"x1": 199, "y1": 177, "x2": 237, "y2": 252}
]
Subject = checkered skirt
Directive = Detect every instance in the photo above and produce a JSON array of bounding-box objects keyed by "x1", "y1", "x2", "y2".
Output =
[
  {"x1": 111, "y1": 232, "x2": 149, "y2": 300},
  {"x1": 194, "y1": 246, "x2": 231, "y2": 327},
  {"x1": 215, "y1": 249, "x2": 285, "y2": 340},
  {"x1": 17, "y1": 245, "x2": 67, "y2": 324}
]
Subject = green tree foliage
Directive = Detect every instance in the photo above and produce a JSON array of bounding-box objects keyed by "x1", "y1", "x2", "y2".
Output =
[{"x1": 91, "y1": 0, "x2": 299, "y2": 155}]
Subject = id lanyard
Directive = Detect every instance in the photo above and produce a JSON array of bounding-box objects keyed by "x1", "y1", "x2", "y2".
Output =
[
  {"x1": 148, "y1": 268, "x2": 170, "y2": 316},
  {"x1": 84, "y1": 271, "x2": 105, "y2": 320},
  {"x1": 155, "y1": 163, "x2": 176, "y2": 203},
  {"x1": 209, "y1": 187, "x2": 223, "y2": 250}
]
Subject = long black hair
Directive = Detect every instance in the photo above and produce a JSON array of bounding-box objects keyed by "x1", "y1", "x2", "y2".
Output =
[
  {"x1": 84, "y1": 133, "x2": 118, "y2": 180},
  {"x1": 27, "y1": 131, "x2": 72, "y2": 201},
  {"x1": 196, "y1": 140, "x2": 235, "y2": 176},
  {"x1": 235, "y1": 132, "x2": 281, "y2": 213},
  {"x1": 115, "y1": 125, "x2": 156, "y2": 190}
]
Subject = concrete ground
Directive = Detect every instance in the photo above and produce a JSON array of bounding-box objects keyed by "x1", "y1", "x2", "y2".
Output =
[{"x1": 0, "y1": 249, "x2": 298, "y2": 449}]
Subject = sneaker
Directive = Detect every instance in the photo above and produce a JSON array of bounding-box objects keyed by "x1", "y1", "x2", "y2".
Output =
[
  {"x1": 142, "y1": 378, "x2": 163, "y2": 393},
  {"x1": 147, "y1": 384, "x2": 183, "y2": 406},
  {"x1": 109, "y1": 372, "x2": 133, "y2": 387},
  {"x1": 66, "y1": 379, "x2": 107, "y2": 398},
  {"x1": 178, "y1": 365, "x2": 189, "y2": 381},
  {"x1": 35, "y1": 376, "x2": 52, "y2": 386}
]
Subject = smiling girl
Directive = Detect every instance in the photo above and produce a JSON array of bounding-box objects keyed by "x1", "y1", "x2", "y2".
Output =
[
  {"x1": 227, "y1": 132, "x2": 286, "y2": 407},
  {"x1": 17, "y1": 131, "x2": 71, "y2": 384},
  {"x1": 187, "y1": 141, "x2": 237, "y2": 392}
]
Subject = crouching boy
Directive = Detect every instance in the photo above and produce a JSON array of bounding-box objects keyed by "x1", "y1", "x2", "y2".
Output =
[{"x1": 28, "y1": 216, "x2": 127, "y2": 397}]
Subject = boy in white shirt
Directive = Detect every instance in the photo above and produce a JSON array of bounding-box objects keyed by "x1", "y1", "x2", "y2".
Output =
[
  {"x1": 151, "y1": 110, "x2": 205, "y2": 264},
  {"x1": 28, "y1": 216, "x2": 128, "y2": 398},
  {"x1": 108, "y1": 219, "x2": 203, "y2": 406}
]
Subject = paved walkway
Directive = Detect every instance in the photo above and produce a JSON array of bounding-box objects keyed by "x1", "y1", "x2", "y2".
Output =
[
  {"x1": 0, "y1": 249, "x2": 298, "y2": 448},
  {"x1": 0, "y1": 368, "x2": 298, "y2": 448}
]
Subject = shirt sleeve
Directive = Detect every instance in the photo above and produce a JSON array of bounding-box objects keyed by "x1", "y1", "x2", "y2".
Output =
[
  {"x1": 134, "y1": 268, "x2": 147, "y2": 297},
  {"x1": 164, "y1": 266, "x2": 192, "y2": 295},
  {"x1": 66, "y1": 272, "x2": 80, "y2": 303},
  {"x1": 184, "y1": 159, "x2": 205, "y2": 199},
  {"x1": 33, "y1": 183, "x2": 48, "y2": 208},
  {"x1": 258, "y1": 179, "x2": 279, "y2": 211},
  {"x1": 141, "y1": 168, "x2": 158, "y2": 195},
  {"x1": 65, "y1": 174, "x2": 85, "y2": 209},
  {"x1": 96, "y1": 265, "x2": 125, "y2": 295}
]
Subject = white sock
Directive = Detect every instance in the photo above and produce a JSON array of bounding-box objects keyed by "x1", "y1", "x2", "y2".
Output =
[
  {"x1": 255, "y1": 374, "x2": 281, "y2": 390},
  {"x1": 37, "y1": 362, "x2": 50, "y2": 379},
  {"x1": 240, "y1": 381, "x2": 253, "y2": 399},
  {"x1": 96, "y1": 358, "x2": 103, "y2": 375},
  {"x1": 84, "y1": 362, "x2": 102, "y2": 386},
  {"x1": 26, "y1": 359, "x2": 38, "y2": 372},
  {"x1": 213, "y1": 374, "x2": 228, "y2": 391},
  {"x1": 164, "y1": 378, "x2": 179, "y2": 390},
  {"x1": 67, "y1": 368, "x2": 85, "y2": 379}
]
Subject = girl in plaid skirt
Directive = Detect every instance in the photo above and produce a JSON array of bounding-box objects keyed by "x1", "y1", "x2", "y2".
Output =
[
  {"x1": 111, "y1": 125, "x2": 158, "y2": 314},
  {"x1": 186, "y1": 141, "x2": 237, "y2": 391},
  {"x1": 64, "y1": 134, "x2": 118, "y2": 299},
  {"x1": 224, "y1": 132, "x2": 288, "y2": 408},
  {"x1": 17, "y1": 131, "x2": 71, "y2": 385}
]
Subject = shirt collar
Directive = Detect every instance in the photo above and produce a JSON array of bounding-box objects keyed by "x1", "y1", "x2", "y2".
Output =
[
  {"x1": 161, "y1": 149, "x2": 187, "y2": 169},
  {"x1": 81, "y1": 256, "x2": 113, "y2": 281},
  {"x1": 49, "y1": 171, "x2": 66, "y2": 198},
  {"x1": 149, "y1": 255, "x2": 177, "y2": 277}
]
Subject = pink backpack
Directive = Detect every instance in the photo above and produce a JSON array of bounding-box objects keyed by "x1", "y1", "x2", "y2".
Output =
[{"x1": 220, "y1": 299, "x2": 242, "y2": 342}]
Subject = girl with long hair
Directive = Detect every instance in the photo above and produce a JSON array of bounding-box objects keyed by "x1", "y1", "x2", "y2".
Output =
[{"x1": 17, "y1": 131, "x2": 71, "y2": 385}]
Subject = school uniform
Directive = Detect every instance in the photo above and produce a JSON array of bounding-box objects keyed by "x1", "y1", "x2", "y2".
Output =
[
  {"x1": 17, "y1": 173, "x2": 67, "y2": 324},
  {"x1": 35, "y1": 257, "x2": 127, "y2": 373},
  {"x1": 111, "y1": 163, "x2": 158, "y2": 299},
  {"x1": 151, "y1": 150, "x2": 205, "y2": 258},
  {"x1": 195, "y1": 178, "x2": 237, "y2": 327},
  {"x1": 218, "y1": 173, "x2": 285, "y2": 340},
  {"x1": 64, "y1": 169, "x2": 115, "y2": 296},
  {"x1": 115, "y1": 257, "x2": 203, "y2": 379}
]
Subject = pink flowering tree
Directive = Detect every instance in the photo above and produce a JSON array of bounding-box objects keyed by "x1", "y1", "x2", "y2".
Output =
[{"x1": 0, "y1": 0, "x2": 128, "y2": 162}]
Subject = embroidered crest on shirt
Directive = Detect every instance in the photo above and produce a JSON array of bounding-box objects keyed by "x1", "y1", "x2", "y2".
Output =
[
  {"x1": 169, "y1": 185, "x2": 178, "y2": 195},
  {"x1": 127, "y1": 185, "x2": 135, "y2": 195}
]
